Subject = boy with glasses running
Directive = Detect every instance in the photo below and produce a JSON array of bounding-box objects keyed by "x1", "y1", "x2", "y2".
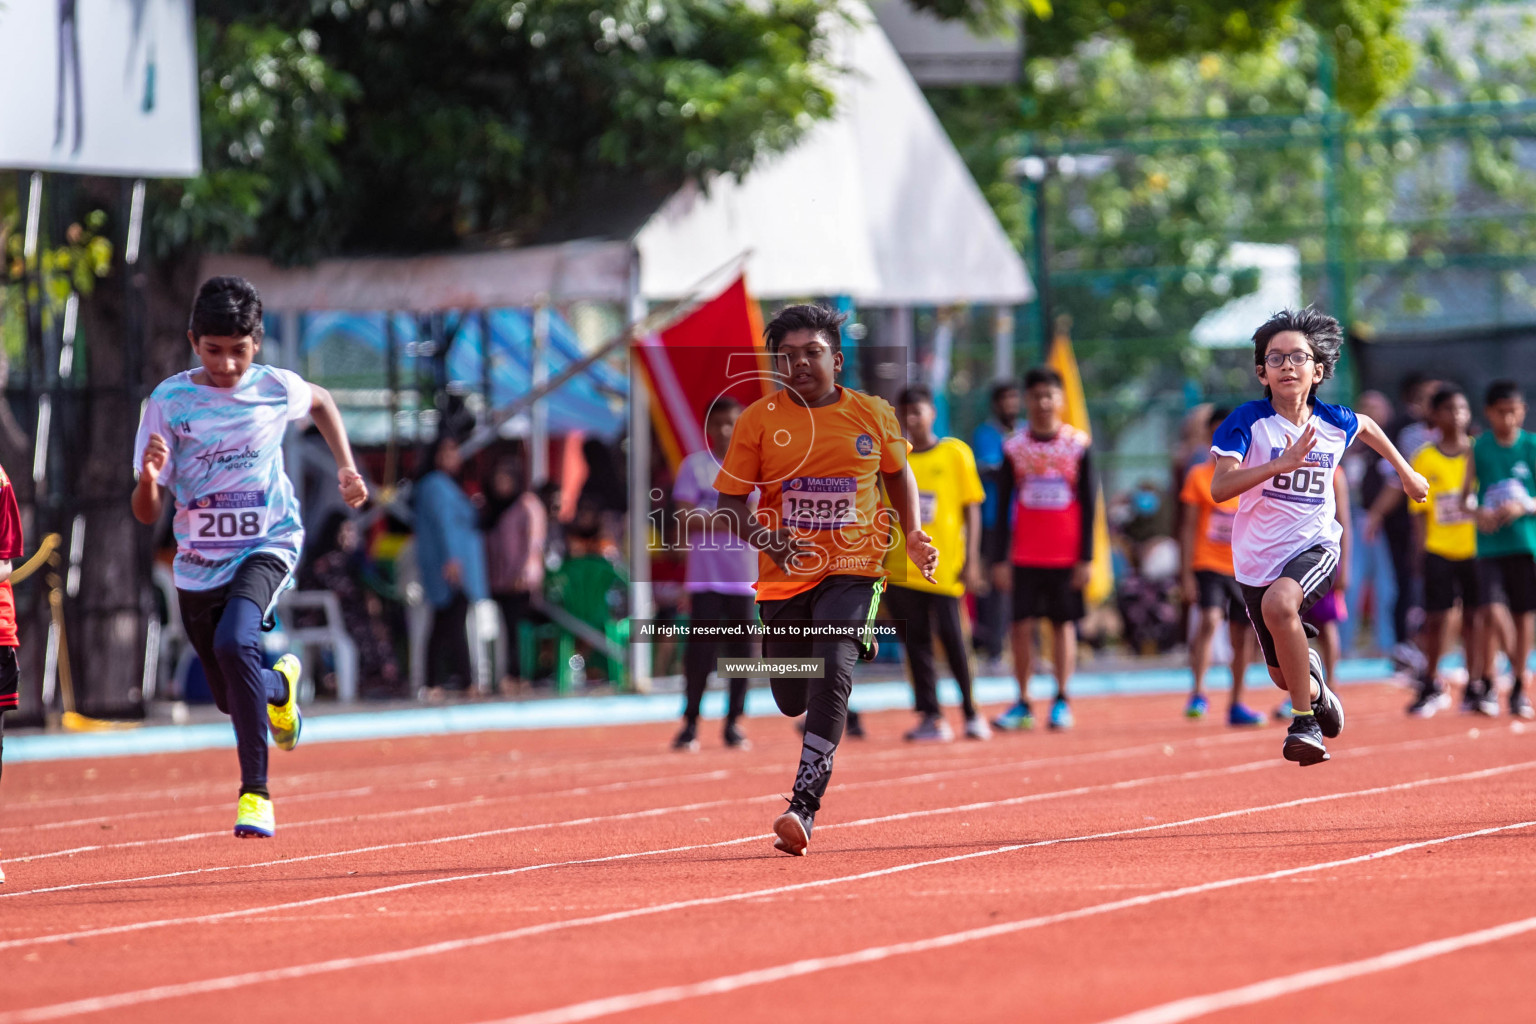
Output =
[
  {"x1": 714, "y1": 305, "x2": 937, "y2": 856},
  {"x1": 1210, "y1": 308, "x2": 1426, "y2": 765}
]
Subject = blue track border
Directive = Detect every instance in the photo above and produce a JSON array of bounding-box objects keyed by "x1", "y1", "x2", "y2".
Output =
[{"x1": 5, "y1": 659, "x2": 1396, "y2": 764}]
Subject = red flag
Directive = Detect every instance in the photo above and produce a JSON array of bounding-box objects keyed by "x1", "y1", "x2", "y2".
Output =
[{"x1": 636, "y1": 275, "x2": 768, "y2": 471}]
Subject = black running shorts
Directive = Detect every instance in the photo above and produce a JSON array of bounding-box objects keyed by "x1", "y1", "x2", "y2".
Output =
[
  {"x1": 1422, "y1": 553, "x2": 1487, "y2": 614},
  {"x1": 1193, "y1": 569, "x2": 1250, "y2": 625},
  {"x1": 1484, "y1": 553, "x2": 1536, "y2": 616},
  {"x1": 1241, "y1": 545, "x2": 1337, "y2": 668},
  {"x1": 0, "y1": 644, "x2": 17, "y2": 711},
  {"x1": 1011, "y1": 566, "x2": 1085, "y2": 624}
]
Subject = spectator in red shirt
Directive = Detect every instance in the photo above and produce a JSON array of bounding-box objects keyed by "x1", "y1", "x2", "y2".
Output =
[{"x1": 0, "y1": 462, "x2": 24, "y2": 884}]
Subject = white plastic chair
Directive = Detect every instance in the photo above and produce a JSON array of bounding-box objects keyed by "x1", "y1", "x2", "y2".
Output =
[{"x1": 277, "y1": 590, "x2": 360, "y2": 703}]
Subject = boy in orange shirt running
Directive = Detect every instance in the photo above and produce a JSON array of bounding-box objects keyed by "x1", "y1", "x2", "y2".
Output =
[
  {"x1": 715, "y1": 305, "x2": 937, "y2": 856},
  {"x1": 1179, "y1": 407, "x2": 1262, "y2": 726}
]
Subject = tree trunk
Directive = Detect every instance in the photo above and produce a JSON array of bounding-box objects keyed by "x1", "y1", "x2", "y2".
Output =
[{"x1": 69, "y1": 247, "x2": 200, "y2": 717}]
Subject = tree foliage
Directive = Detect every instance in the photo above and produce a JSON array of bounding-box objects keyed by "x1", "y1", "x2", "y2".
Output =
[
  {"x1": 909, "y1": 0, "x2": 1412, "y2": 112},
  {"x1": 930, "y1": 4, "x2": 1536, "y2": 441},
  {"x1": 158, "y1": 0, "x2": 842, "y2": 262}
]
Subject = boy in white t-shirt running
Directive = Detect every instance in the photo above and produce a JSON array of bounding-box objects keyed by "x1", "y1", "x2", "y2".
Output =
[
  {"x1": 132, "y1": 277, "x2": 367, "y2": 837},
  {"x1": 1211, "y1": 308, "x2": 1427, "y2": 765}
]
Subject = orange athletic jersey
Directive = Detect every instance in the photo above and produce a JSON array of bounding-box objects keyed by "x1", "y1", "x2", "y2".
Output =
[
  {"x1": 715, "y1": 386, "x2": 909, "y2": 601},
  {"x1": 1179, "y1": 460, "x2": 1238, "y2": 576}
]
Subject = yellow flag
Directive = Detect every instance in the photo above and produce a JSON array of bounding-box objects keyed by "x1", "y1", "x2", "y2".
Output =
[{"x1": 1046, "y1": 330, "x2": 1114, "y2": 606}]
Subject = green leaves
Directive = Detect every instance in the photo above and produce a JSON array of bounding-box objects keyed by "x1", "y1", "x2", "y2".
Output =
[{"x1": 158, "y1": 1, "x2": 843, "y2": 261}]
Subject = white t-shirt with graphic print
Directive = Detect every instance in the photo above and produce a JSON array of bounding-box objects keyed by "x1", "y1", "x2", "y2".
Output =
[{"x1": 133, "y1": 364, "x2": 312, "y2": 591}]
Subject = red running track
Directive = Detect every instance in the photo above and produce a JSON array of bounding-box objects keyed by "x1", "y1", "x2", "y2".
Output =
[{"x1": 2, "y1": 682, "x2": 1535, "y2": 1023}]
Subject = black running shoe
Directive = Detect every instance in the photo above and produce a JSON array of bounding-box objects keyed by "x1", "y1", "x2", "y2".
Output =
[
  {"x1": 671, "y1": 721, "x2": 699, "y2": 752},
  {"x1": 723, "y1": 721, "x2": 752, "y2": 750},
  {"x1": 1302, "y1": 621, "x2": 1320, "y2": 640},
  {"x1": 1407, "y1": 680, "x2": 1449, "y2": 718},
  {"x1": 772, "y1": 802, "x2": 814, "y2": 856},
  {"x1": 1461, "y1": 678, "x2": 1486, "y2": 715},
  {"x1": 1282, "y1": 714, "x2": 1330, "y2": 766},
  {"x1": 845, "y1": 709, "x2": 866, "y2": 739},
  {"x1": 1511, "y1": 690, "x2": 1534, "y2": 721},
  {"x1": 1308, "y1": 647, "x2": 1343, "y2": 739}
]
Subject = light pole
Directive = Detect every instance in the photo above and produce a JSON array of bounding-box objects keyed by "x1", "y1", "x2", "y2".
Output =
[{"x1": 1011, "y1": 152, "x2": 1114, "y2": 362}]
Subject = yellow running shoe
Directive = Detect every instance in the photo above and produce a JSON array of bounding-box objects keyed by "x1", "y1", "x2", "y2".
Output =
[
  {"x1": 268, "y1": 653, "x2": 302, "y2": 751},
  {"x1": 234, "y1": 792, "x2": 275, "y2": 838}
]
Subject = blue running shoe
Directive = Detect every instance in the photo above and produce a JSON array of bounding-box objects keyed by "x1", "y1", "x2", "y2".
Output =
[
  {"x1": 991, "y1": 700, "x2": 1035, "y2": 731},
  {"x1": 1273, "y1": 698, "x2": 1294, "y2": 721},
  {"x1": 1227, "y1": 703, "x2": 1264, "y2": 727},
  {"x1": 1185, "y1": 693, "x2": 1209, "y2": 720},
  {"x1": 1048, "y1": 697, "x2": 1074, "y2": 731}
]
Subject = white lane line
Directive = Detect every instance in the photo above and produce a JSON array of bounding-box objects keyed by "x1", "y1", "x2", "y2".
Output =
[
  {"x1": 1094, "y1": 915, "x2": 1536, "y2": 1024},
  {"x1": 469, "y1": 820, "x2": 1536, "y2": 1024},
  {"x1": 1, "y1": 746, "x2": 745, "y2": 819},
  {"x1": 0, "y1": 724, "x2": 1285, "y2": 866},
  {"x1": 0, "y1": 759, "x2": 1529, "y2": 1020},
  {"x1": 0, "y1": 751, "x2": 743, "y2": 831},
  {"x1": 0, "y1": 730, "x2": 1474, "y2": 899},
  {"x1": 3, "y1": 767, "x2": 737, "y2": 859},
  {"x1": 4, "y1": 801, "x2": 1527, "y2": 1024}
]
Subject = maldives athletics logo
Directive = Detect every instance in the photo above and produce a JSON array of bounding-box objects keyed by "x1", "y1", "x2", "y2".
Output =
[{"x1": 854, "y1": 433, "x2": 874, "y2": 456}]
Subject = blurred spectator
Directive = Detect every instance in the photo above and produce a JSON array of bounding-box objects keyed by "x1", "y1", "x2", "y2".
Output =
[
  {"x1": 546, "y1": 506, "x2": 627, "y2": 684},
  {"x1": 412, "y1": 436, "x2": 487, "y2": 697},
  {"x1": 970, "y1": 381, "x2": 1020, "y2": 664},
  {"x1": 483, "y1": 454, "x2": 546, "y2": 693},
  {"x1": 297, "y1": 423, "x2": 372, "y2": 538},
  {"x1": 1366, "y1": 374, "x2": 1440, "y2": 673},
  {"x1": 1342, "y1": 390, "x2": 1397, "y2": 654},
  {"x1": 302, "y1": 513, "x2": 403, "y2": 699}
]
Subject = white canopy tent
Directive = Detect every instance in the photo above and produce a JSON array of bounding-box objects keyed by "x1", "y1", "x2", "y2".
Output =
[
  {"x1": 634, "y1": 2, "x2": 1033, "y2": 305},
  {"x1": 208, "y1": 5, "x2": 1031, "y2": 311}
]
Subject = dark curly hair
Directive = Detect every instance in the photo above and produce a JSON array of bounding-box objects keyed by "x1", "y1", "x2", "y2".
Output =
[
  {"x1": 1251, "y1": 306, "x2": 1342, "y2": 397},
  {"x1": 764, "y1": 304, "x2": 846, "y2": 353},
  {"x1": 189, "y1": 276, "x2": 265, "y2": 342}
]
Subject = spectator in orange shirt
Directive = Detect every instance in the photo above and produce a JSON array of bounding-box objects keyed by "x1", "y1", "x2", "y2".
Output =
[{"x1": 1178, "y1": 407, "x2": 1262, "y2": 726}]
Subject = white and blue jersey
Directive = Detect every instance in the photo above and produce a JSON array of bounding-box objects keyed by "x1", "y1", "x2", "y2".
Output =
[
  {"x1": 1211, "y1": 399, "x2": 1359, "y2": 586},
  {"x1": 133, "y1": 364, "x2": 313, "y2": 591}
]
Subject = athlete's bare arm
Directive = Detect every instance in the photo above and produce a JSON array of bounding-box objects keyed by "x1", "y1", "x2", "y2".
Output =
[
  {"x1": 309, "y1": 384, "x2": 369, "y2": 509},
  {"x1": 882, "y1": 464, "x2": 937, "y2": 584},
  {"x1": 1209, "y1": 424, "x2": 1317, "y2": 504},
  {"x1": 1356, "y1": 414, "x2": 1429, "y2": 503},
  {"x1": 717, "y1": 491, "x2": 809, "y2": 574},
  {"x1": 963, "y1": 501, "x2": 983, "y2": 592},
  {"x1": 132, "y1": 432, "x2": 170, "y2": 524}
]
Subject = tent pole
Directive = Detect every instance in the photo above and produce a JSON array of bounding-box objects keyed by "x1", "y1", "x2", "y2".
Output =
[
  {"x1": 993, "y1": 306, "x2": 1014, "y2": 382},
  {"x1": 530, "y1": 301, "x2": 550, "y2": 485},
  {"x1": 627, "y1": 256, "x2": 653, "y2": 693}
]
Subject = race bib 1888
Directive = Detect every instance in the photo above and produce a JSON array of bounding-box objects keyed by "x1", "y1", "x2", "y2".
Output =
[
  {"x1": 190, "y1": 491, "x2": 269, "y2": 551},
  {"x1": 783, "y1": 477, "x2": 857, "y2": 529}
]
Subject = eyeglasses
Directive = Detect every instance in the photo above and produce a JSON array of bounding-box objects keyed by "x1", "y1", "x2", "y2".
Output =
[{"x1": 1263, "y1": 351, "x2": 1315, "y2": 368}]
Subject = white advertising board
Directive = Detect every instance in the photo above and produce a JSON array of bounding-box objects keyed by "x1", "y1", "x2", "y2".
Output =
[{"x1": 0, "y1": 0, "x2": 201, "y2": 177}]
